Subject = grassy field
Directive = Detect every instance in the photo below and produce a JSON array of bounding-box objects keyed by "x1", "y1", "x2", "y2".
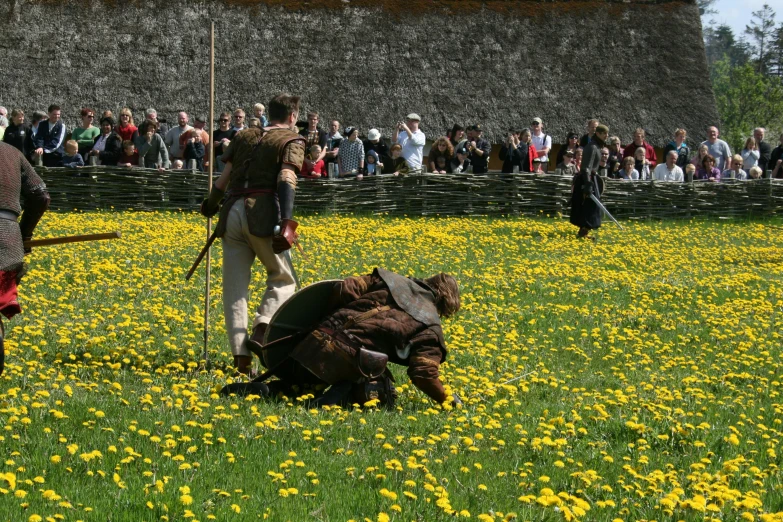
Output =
[{"x1": 1, "y1": 212, "x2": 783, "y2": 522}]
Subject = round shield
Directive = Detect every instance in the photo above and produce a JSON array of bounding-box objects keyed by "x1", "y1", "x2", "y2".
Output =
[{"x1": 261, "y1": 279, "x2": 341, "y2": 369}]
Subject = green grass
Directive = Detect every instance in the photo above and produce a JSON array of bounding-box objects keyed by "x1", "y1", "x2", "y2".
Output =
[{"x1": 1, "y1": 212, "x2": 783, "y2": 522}]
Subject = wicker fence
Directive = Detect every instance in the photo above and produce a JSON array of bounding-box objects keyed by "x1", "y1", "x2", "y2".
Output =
[{"x1": 35, "y1": 166, "x2": 783, "y2": 219}]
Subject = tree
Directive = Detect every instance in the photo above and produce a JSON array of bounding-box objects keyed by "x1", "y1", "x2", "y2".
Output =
[
  {"x1": 710, "y1": 58, "x2": 783, "y2": 150},
  {"x1": 769, "y1": 23, "x2": 783, "y2": 78},
  {"x1": 744, "y1": 4, "x2": 777, "y2": 75},
  {"x1": 704, "y1": 24, "x2": 749, "y2": 68},
  {"x1": 697, "y1": 0, "x2": 717, "y2": 18}
]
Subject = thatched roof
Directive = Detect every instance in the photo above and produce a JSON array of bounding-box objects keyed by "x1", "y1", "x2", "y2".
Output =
[{"x1": 2, "y1": 0, "x2": 717, "y2": 146}]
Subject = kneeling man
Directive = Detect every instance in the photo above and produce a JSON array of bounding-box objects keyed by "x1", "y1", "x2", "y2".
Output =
[{"x1": 222, "y1": 268, "x2": 461, "y2": 407}]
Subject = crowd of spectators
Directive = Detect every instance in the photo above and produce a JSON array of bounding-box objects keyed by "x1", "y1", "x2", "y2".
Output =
[{"x1": 1, "y1": 104, "x2": 782, "y2": 182}]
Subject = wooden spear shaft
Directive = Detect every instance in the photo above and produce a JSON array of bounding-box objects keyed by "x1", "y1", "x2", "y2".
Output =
[
  {"x1": 203, "y1": 20, "x2": 215, "y2": 366},
  {"x1": 24, "y1": 231, "x2": 121, "y2": 248}
]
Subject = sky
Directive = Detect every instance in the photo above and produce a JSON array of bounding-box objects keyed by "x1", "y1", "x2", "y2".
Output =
[{"x1": 710, "y1": 0, "x2": 780, "y2": 38}]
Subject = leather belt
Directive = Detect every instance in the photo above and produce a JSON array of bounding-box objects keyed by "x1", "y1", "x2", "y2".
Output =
[{"x1": 0, "y1": 210, "x2": 18, "y2": 221}]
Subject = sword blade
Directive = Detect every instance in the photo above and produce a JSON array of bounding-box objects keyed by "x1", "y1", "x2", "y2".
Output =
[
  {"x1": 589, "y1": 194, "x2": 623, "y2": 230},
  {"x1": 283, "y1": 248, "x2": 300, "y2": 289}
]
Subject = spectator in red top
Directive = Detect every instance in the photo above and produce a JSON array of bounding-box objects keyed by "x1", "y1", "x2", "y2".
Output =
[
  {"x1": 116, "y1": 108, "x2": 138, "y2": 143},
  {"x1": 301, "y1": 144, "x2": 326, "y2": 178},
  {"x1": 623, "y1": 128, "x2": 657, "y2": 168}
]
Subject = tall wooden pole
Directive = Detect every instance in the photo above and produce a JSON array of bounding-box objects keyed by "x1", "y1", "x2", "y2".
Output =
[{"x1": 203, "y1": 21, "x2": 215, "y2": 366}]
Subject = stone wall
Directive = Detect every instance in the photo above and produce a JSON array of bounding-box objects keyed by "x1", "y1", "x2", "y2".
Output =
[{"x1": 1, "y1": 0, "x2": 718, "y2": 145}]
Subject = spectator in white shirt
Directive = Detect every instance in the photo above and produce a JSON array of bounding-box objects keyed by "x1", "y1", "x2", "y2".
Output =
[
  {"x1": 701, "y1": 126, "x2": 732, "y2": 171},
  {"x1": 393, "y1": 113, "x2": 426, "y2": 171},
  {"x1": 530, "y1": 117, "x2": 552, "y2": 172},
  {"x1": 652, "y1": 151, "x2": 684, "y2": 182},
  {"x1": 164, "y1": 112, "x2": 193, "y2": 161}
]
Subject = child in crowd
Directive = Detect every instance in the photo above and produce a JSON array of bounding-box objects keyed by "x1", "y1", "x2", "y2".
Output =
[
  {"x1": 61, "y1": 140, "x2": 84, "y2": 168},
  {"x1": 184, "y1": 129, "x2": 205, "y2": 170},
  {"x1": 117, "y1": 140, "x2": 138, "y2": 167},
  {"x1": 633, "y1": 147, "x2": 651, "y2": 180},
  {"x1": 684, "y1": 163, "x2": 696, "y2": 182},
  {"x1": 749, "y1": 166, "x2": 763, "y2": 179},
  {"x1": 722, "y1": 154, "x2": 748, "y2": 180},
  {"x1": 365, "y1": 150, "x2": 382, "y2": 176},
  {"x1": 450, "y1": 143, "x2": 470, "y2": 174},
  {"x1": 383, "y1": 143, "x2": 410, "y2": 176},
  {"x1": 172, "y1": 159, "x2": 184, "y2": 170},
  {"x1": 619, "y1": 156, "x2": 639, "y2": 180},
  {"x1": 301, "y1": 145, "x2": 325, "y2": 178}
]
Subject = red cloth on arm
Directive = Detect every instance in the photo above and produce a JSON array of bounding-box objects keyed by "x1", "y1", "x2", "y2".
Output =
[{"x1": 0, "y1": 271, "x2": 21, "y2": 319}]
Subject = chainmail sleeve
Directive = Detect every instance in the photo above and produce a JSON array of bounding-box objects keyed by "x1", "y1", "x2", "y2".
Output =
[{"x1": 18, "y1": 155, "x2": 50, "y2": 239}]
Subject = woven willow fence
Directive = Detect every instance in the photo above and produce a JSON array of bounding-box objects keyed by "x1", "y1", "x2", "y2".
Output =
[{"x1": 36, "y1": 166, "x2": 783, "y2": 218}]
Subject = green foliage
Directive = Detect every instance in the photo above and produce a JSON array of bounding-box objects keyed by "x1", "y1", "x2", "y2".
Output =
[{"x1": 710, "y1": 58, "x2": 783, "y2": 150}]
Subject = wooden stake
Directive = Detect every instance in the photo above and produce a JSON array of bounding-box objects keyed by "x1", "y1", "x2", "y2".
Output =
[{"x1": 203, "y1": 20, "x2": 216, "y2": 367}]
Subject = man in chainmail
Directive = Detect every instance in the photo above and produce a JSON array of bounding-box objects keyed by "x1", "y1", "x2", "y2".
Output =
[
  {"x1": 0, "y1": 142, "x2": 50, "y2": 375},
  {"x1": 200, "y1": 94, "x2": 306, "y2": 376}
]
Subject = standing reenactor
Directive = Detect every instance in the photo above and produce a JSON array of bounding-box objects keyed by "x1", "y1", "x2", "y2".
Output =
[
  {"x1": 570, "y1": 124, "x2": 609, "y2": 239},
  {"x1": 200, "y1": 94, "x2": 306, "y2": 375},
  {"x1": 0, "y1": 141, "x2": 50, "y2": 375}
]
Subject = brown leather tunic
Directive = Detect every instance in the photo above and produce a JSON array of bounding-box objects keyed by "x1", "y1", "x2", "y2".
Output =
[
  {"x1": 215, "y1": 127, "x2": 305, "y2": 238},
  {"x1": 288, "y1": 272, "x2": 449, "y2": 402}
]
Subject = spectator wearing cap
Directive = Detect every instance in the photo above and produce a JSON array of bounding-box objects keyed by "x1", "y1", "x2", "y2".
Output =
[
  {"x1": 165, "y1": 111, "x2": 193, "y2": 161},
  {"x1": 555, "y1": 149, "x2": 577, "y2": 177},
  {"x1": 451, "y1": 142, "x2": 471, "y2": 174},
  {"x1": 606, "y1": 136, "x2": 623, "y2": 178},
  {"x1": 466, "y1": 125, "x2": 491, "y2": 174},
  {"x1": 338, "y1": 126, "x2": 364, "y2": 176},
  {"x1": 530, "y1": 117, "x2": 552, "y2": 172},
  {"x1": 556, "y1": 132, "x2": 580, "y2": 166},
  {"x1": 393, "y1": 113, "x2": 426, "y2": 171},
  {"x1": 428, "y1": 137, "x2": 454, "y2": 174},
  {"x1": 32, "y1": 104, "x2": 67, "y2": 167},
  {"x1": 89, "y1": 116, "x2": 122, "y2": 166},
  {"x1": 623, "y1": 128, "x2": 658, "y2": 168},
  {"x1": 363, "y1": 128, "x2": 390, "y2": 163},
  {"x1": 299, "y1": 111, "x2": 327, "y2": 162},
  {"x1": 579, "y1": 119, "x2": 599, "y2": 148}
]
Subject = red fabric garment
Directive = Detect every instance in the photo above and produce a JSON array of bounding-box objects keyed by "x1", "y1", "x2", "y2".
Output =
[
  {"x1": 116, "y1": 124, "x2": 138, "y2": 142},
  {"x1": 301, "y1": 159, "x2": 325, "y2": 178},
  {"x1": 623, "y1": 141, "x2": 658, "y2": 168},
  {"x1": 527, "y1": 144, "x2": 538, "y2": 172},
  {"x1": 0, "y1": 271, "x2": 21, "y2": 319}
]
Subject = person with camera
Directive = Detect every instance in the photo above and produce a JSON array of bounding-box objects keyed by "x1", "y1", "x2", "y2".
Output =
[
  {"x1": 465, "y1": 125, "x2": 491, "y2": 174},
  {"x1": 392, "y1": 114, "x2": 425, "y2": 171}
]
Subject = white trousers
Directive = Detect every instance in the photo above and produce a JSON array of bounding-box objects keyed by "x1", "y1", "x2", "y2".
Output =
[{"x1": 222, "y1": 199, "x2": 297, "y2": 356}]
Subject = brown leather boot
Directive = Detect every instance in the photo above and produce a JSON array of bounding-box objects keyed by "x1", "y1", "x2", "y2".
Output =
[
  {"x1": 246, "y1": 323, "x2": 267, "y2": 355},
  {"x1": 234, "y1": 355, "x2": 254, "y2": 376}
]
